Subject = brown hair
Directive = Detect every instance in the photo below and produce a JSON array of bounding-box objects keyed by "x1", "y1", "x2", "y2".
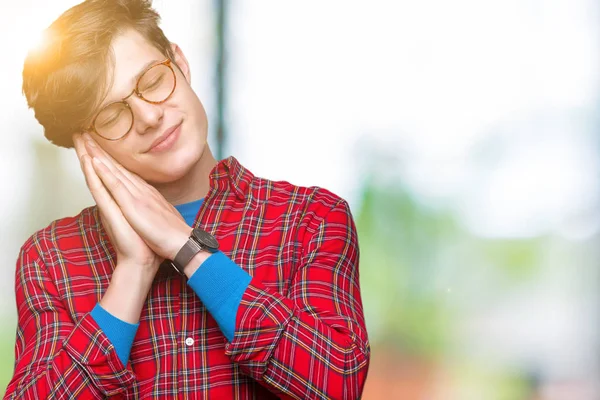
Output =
[{"x1": 22, "y1": 0, "x2": 174, "y2": 148}]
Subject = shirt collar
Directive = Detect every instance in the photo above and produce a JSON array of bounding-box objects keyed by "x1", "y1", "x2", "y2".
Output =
[{"x1": 208, "y1": 156, "x2": 255, "y2": 202}]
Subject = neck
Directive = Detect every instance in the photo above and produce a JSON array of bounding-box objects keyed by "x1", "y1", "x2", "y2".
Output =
[{"x1": 153, "y1": 146, "x2": 218, "y2": 206}]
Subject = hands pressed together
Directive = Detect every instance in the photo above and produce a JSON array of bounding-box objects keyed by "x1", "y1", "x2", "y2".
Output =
[{"x1": 73, "y1": 132, "x2": 191, "y2": 273}]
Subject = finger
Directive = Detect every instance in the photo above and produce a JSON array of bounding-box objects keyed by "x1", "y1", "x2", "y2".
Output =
[
  {"x1": 91, "y1": 157, "x2": 136, "y2": 210},
  {"x1": 73, "y1": 133, "x2": 89, "y2": 163},
  {"x1": 82, "y1": 134, "x2": 141, "y2": 196},
  {"x1": 74, "y1": 135, "x2": 95, "y2": 192},
  {"x1": 94, "y1": 152, "x2": 183, "y2": 222},
  {"x1": 83, "y1": 134, "x2": 182, "y2": 222},
  {"x1": 83, "y1": 135, "x2": 169, "y2": 206},
  {"x1": 93, "y1": 153, "x2": 141, "y2": 197},
  {"x1": 81, "y1": 154, "x2": 131, "y2": 232},
  {"x1": 83, "y1": 133, "x2": 147, "y2": 191},
  {"x1": 79, "y1": 154, "x2": 94, "y2": 190}
]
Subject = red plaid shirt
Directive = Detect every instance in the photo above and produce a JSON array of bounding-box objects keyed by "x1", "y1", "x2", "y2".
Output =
[{"x1": 5, "y1": 156, "x2": 370, "y2": 399}]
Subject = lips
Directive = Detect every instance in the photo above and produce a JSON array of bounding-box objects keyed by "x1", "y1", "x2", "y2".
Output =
[{"x1": 147, "y1": 122, "x2": 182, "y2": 152}]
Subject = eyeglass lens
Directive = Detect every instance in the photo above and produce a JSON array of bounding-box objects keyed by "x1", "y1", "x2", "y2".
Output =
[{"x1": 94, "y1": 63, "x2": 175, "y2": 140}]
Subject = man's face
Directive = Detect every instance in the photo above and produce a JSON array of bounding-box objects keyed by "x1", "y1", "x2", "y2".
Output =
[{"x1": 87, "y1": 28, "x2": 209, "y2": 184}]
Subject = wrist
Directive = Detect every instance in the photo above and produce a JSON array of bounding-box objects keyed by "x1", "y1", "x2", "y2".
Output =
[
  {"x1": 169, "y1": 225, "x2": 193, "y2": 261},
  {"x1": 183, "y1": 251, "x2": 211, "y2": 278},
  {"x1": 114, "y1": 261, "x2": 157, "y2": 286},
  {"x1": 102, "y1": 264, "x2": 154, "y2": 324}
]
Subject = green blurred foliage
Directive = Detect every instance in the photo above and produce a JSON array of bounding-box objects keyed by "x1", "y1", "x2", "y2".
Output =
[
  {"x1": 356, "y1": 179, "x2": 457, "y2": 357},
  {"x1": 355, "y1": 167, "x2": 550, "y2": 399},
  {"x1": 444, "y1": 361, "x2": 535, "y2": 400},
  {"x1": 477, "y1": 239, "x2": 543, "y2": 280},
  {"x1": 0, "y1": 330, "x2": 15, "y2": 397},
  {"x1": 356, "y1": 174, "x2": 545, "y2": 355}
]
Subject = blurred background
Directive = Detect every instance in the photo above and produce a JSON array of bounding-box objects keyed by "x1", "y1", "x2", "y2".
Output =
[{"x1": 1, "y1": 0, "x2": 599, "y2": 398}]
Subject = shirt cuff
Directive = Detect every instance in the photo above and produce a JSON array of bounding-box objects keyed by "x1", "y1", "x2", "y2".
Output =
[
  {"x1": 187, "y1": 251, "x2": 252, "y2": 341},
  {"x1": 90, "y1": 303, "x2": 139, "y2": 365}
]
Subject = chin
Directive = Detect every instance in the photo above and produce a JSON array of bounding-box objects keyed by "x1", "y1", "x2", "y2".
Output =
[{"x1": 146, "y1": 141, "x2": 203, "y2": 184}]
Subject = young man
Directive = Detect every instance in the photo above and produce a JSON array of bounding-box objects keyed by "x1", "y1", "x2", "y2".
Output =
[{"x1": 4, "y1": 0, "x2": 370, "y2": 399}]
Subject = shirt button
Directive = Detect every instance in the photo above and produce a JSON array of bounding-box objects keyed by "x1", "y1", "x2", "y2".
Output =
[{"x1": 185, "y1": 337, "x2": 194, "y2": 346}]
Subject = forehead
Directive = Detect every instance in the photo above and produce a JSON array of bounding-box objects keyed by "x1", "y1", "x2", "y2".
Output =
[{"x1": 106, "y1": 29, "x2": 165, "y2": 96}]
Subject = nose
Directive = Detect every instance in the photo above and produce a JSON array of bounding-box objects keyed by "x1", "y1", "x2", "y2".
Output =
[{"x1": 129, "y1": 96, "x2": 164, "y2": 134}]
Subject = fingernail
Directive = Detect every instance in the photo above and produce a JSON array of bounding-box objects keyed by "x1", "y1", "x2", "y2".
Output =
[{"x1": 85, "y1": 138, "x2": 96, "y2": 148}]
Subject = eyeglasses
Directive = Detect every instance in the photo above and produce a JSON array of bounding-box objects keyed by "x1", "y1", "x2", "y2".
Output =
[{"x1": 87, "y1": 59, "x2": 177, "y2": 141}]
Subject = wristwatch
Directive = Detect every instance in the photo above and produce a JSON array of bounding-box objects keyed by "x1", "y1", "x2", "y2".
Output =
[{"x1": 170, "y1": 228, "x2": 219, "y2": 274}]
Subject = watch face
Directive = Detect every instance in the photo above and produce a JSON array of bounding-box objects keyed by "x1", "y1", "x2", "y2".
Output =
[{"x1": 192, "y1": 228, "x2": 219, "y2": 250}]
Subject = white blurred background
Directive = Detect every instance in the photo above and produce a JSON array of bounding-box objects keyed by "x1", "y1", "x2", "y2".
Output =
[{"x1": 1, "y1": 0, "x2": 599, "y2": 398}]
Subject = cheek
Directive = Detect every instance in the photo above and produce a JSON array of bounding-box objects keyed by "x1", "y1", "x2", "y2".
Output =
[
  {"x1": 139, "y1": 147, "x2": 201, "y2": 184},
  {"x1": 176, "y1": 83, "x2": 206, "y2": 116},
  {"x1": 98, "y1": 146, "x2": 125, "y2": 165},
  {"x1": 106, "y1": 148, "x2": 145, "y2": 175}
]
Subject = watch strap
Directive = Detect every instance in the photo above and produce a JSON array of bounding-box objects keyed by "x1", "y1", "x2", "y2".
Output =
[{"x1": 172, "y1": 237, "x2": 205, "y2": 274}]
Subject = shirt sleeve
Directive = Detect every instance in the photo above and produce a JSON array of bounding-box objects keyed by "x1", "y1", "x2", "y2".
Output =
[
  {"x1": 187, "y1": 251, "x2": 252, "y2": 341},
  {"x1": 90, "y1": 303, "x2": 139, "y2": 366},
  {"x1": 3, "y1": 248, "x2": 137, "y2": 399},
  {"x1": 223, "y1": 199, "x2": 371, "y2": 400}
]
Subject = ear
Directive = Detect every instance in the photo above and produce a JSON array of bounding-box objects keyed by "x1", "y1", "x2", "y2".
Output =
[{"x1": 171, "y1": 43, "x2": 191, "y2": 84}]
